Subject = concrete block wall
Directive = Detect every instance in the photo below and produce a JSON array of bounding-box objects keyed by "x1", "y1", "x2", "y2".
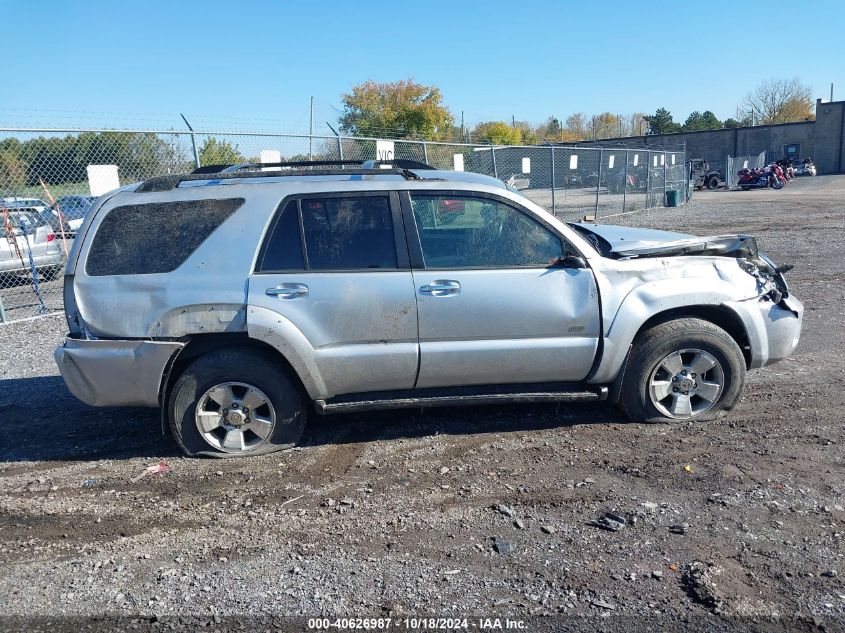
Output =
[
  {"x1": 572, "y1": 101, "x2": 845, "y2": 174},
  {"x1": 814, "y1": 99, "x2": 845, "y2": 174}
]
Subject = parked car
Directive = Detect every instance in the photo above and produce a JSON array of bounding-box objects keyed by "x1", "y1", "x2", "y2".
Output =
[
  {"x1": 46, "y1": 195, "x2": 96, "y2": 235},
  {"x1": 55, "y1": 161, "x2": 803, "y2": 458},
  {"x1": 1, "y1": 208, "x2": 64, "y2": 281},
  {"x1": 2, "y1": 196, "x2": 49, "y2": 212}
]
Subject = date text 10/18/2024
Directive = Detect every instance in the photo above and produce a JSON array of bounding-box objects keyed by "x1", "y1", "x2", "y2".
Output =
[{"x1": 307, "y1": 617, "x2": 527, "y2": 630}]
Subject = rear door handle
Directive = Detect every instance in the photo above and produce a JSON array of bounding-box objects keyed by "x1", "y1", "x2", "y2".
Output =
[
  {"x1": 419, "y1": 279, "x2": 461, "y2": 296},
  {"x1": 266, "y1": 283, "x2": 309, "y2": 299}
]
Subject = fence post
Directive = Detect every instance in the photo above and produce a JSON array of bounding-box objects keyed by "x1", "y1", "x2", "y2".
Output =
[
  {"x1": 622, "y1": 150, "x2": 628, "y2": 213},
  {"x1": 337, "y1": 136, "x2": 344, "y2": 161},
  {"x1": 549, "y1": 145, "x2": 556, "y2": 215},
  {"x1": 595, "y1": 148, "x2": 603, "y2": 217},
  {"x1": 422, "y1": 141, "x2": 429, "y2": 164},
  {"x1": 491, "y1": 145, "x2": 498, "y2": 178},
  {"x1": 646, "y1": 152, "x2": 652, "y2": 207},
  {"x1": 662, "y1": 151, "x2": 667, "y2": 207},
  {"x1": 180, "y1": 113, "x2": 201, "y2": 169}
]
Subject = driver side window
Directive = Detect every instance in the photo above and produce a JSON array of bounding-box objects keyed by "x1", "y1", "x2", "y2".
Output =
[{"x1": 410, "y1": 194, "x2": 564, "y2": 268}]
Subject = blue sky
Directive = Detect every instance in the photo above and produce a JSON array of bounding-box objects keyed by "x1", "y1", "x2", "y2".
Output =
[{"x1": 3, "y1": 0, "x2": 843, "y2": 133}]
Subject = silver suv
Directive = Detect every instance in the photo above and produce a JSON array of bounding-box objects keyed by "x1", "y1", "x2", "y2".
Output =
[{"x1": 55, "y1": 161, "x2": 803, "y2": 458}]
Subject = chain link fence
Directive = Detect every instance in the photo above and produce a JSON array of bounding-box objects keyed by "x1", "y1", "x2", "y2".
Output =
[
  {"x1": 726, "y1": 152, "x2": 767, "y2": 190},
  {"x1": 1, "y1": 127, "x2": 686, "y2": 322}
]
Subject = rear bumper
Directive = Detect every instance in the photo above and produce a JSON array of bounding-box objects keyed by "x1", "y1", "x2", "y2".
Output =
[
  {"x1": 0, "y1": 252, "x2": 64, "y2": 273},
  {"x1": 54, "y1": 336, "x2": 185, "y2": 407},
  {"x1": 724, "y1": 294, "x2": 803, "y2": 369}
]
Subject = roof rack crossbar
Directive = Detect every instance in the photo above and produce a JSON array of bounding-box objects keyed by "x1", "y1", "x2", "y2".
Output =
[
  {"x1": 136, "y1": 167, "x2": 423, "y2": 193},
  {"x1": 190, "y1": 159, "x2": 435, "y2": 175}
]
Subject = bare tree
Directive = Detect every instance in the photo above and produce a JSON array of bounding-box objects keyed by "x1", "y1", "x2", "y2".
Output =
[
  {"x1": 629, "y1": 113, "x2": 647, "y2": 136},
  {"x1": 744, "y1": 78, "x2": 814, "y2": 124},
  {"x1": 565, "y1": 113, "x2": 588, "y2": 139}
]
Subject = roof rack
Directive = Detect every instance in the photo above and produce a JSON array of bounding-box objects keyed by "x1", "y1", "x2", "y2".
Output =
[
  {"x1": 136, "y1": 167, "x2": 424, "y2": 193},
  {"x1": 189, "y1": 159, "x2": 435, "y2": 175}
]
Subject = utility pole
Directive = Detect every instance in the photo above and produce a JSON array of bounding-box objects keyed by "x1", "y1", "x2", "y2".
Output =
[
  {"x1": 831, "y1": 83, "x2": 835, "y2": 102},
  {"x1": 309, "y1": 96, "x2": 314, "y2": 160},
  {"x1": 512, "y1": 115, "x2": 516, "y2": 128},
  {"x1": 461, "y1": 110, "x2": 465, "y2": 143}
]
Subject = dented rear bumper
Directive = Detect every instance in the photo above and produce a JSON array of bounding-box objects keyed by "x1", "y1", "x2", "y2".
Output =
[{"x1": 54, "y1": 337, "x2": 185, "y2": 407}]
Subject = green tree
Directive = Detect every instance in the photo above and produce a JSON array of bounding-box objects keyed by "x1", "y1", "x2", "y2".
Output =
[
  {"x1": 643, "y1": 108, "x2": 681, "y2": 135},
  {"x1": 199, "y1": 137, "x2": 245, "y2": 166},
  {"x1": 744, "y1": 78, "x2": 814, "y2": 124},
  {"x1": 472, "y1": 122, "x2": 523, "y2": 145},
  {"x1": 723, "y1": 118, "x2": 741, "y2": 128},
  {"x1": 0, "y1": 140, "x2": 27, "y2": 192},
  {"x1": 536, "y1": 116, "x2": 562, "y2": 140},
  {"x1": 682, "y1": 110, "x2": 722, "y2": 131},
  {"x1": 339, "y1": 78, "x2": 454, "y2": 140}
]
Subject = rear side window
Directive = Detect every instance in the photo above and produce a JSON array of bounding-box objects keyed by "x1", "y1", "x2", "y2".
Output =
[
  {"x1": 257, "y1": 200, "x2": 305, "y2": 271},
  {"x1": 301, "y1": 196, "x2": 397, "y2": 270},
  {"x1": 86, "y1": 198, "x2": 243, "y2": 276}
]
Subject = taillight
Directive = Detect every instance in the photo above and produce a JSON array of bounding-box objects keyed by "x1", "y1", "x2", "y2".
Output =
[{"x1": 47, "y1": 233, "x2": 56, "y2": 242}]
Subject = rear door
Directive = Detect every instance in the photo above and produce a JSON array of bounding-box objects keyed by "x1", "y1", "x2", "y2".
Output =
[
  {"x1": 404, "y1": 191, "x2": 600, "y2": 389},
  {"x1": 247, "y1": 191, "x2": 419, "y2": 398}
]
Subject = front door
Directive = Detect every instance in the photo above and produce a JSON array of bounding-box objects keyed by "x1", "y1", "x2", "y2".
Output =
[
  {"x1": 247, "y1": 192, "x2": 419, "y2": 398},
  {"x1": 405, "y1": 192, "x2": 600, "y2": 389}
]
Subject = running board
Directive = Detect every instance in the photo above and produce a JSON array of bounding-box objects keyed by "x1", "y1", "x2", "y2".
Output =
[{"x1": 315, "y1": 386, "x2": 608, "y2": 415}]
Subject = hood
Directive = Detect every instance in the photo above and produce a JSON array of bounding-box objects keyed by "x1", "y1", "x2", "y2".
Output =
[{"x1": 570, "y1": 223, "x2": 758, "y2": 259}]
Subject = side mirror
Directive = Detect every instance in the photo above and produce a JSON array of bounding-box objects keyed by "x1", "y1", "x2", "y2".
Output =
[{"x1": 552, "y1": 254, "x2": 587, "y2": 269}]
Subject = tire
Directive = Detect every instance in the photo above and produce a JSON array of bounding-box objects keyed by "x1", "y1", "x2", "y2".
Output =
[
  {"x1": 168, "y1": 348, "x2": 307, "y2": 458},
  {"x1": 706, "y1": 177, "x2": 719, "y2": 190},
  {"x1": 741, "y1": 186, "x2": 750, "y2": 191},
  {"x1": 620, "y1": 318, "x2": 745, "y2": 424},
  {"x1": 772, "y1": 179, "x2": 784, "y2": 190}
]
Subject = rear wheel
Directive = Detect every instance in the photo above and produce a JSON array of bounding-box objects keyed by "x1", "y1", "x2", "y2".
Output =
[
  {"x1": 706, "y1": 177, "x2": 719, "y2": 190},
  {"x1": 620, "y1": 318, "x2": 745, "y2": 423},
  {"x1": 169, "y1": 348, "x2": 307, "y2": 457}
]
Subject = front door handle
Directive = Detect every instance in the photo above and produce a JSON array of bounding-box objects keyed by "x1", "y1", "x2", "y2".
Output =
[
  {"x1": 419, "y1": 279, "x2": 461, "y2": 296},
  {"x1": 266, "y1": 283, "x2": 309, "y2": 299}
]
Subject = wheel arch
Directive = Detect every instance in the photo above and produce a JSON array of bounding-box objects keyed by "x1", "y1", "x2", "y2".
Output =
[
  {"x1": 158, "y1": 332, "x2": 311, "y2": 410},
  {"x1": 605, "y1": 304, "x2": 752, "y2": 404}
]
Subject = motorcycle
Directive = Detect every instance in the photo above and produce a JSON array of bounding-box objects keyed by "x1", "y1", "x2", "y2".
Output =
[
  {"x1": 795, "y1": 158, "x2": 816, "y2": 177},
  {"x1": 737, "y1": 167, "x2": 783, "y2": 190},
  {"x1": 770, "y1": 163, "x2": 787, "y2": 185},
  {"x1": 776, "y1": 159, "x2": 795, "y2": 180}
]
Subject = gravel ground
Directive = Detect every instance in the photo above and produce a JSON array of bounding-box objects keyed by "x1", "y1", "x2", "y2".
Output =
[{"x1": 0, "y1": 176, "x2": 843, "y2": 632}]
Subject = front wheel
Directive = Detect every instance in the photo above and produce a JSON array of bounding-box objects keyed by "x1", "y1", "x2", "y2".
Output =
[
  {"x1": 620, "y1": 318, "x2": 746, "y2": 423},
  {"x1": 169, "y1": 348, "x2": 307, "y2": 457},
  {"x1": 706, "y1": 177, "x2": 719, "y2": 190}
]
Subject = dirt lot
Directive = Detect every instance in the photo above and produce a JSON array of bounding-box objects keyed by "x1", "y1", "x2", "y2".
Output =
[{"x1": 0, "y1": 176, "x2": 843, "y2": 632}]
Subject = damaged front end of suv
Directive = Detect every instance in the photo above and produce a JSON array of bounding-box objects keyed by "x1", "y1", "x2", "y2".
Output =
[{"x1": 572, "y1": 223, "x2": 803, "y2": 388}]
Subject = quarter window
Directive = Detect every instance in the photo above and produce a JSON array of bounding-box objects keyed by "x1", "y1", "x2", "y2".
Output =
[
  {"x1": 410, "y1": 195, "x2": 564, "y2": 268},
  {"x1": 86, "y1": 198, "x2": 243, "y2": 276}
]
